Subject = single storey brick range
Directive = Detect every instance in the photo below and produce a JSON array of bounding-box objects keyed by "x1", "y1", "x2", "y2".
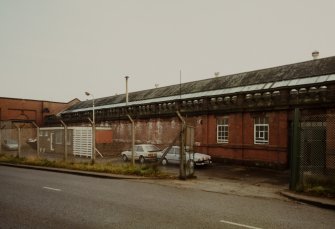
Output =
[{"x1": 57, "y1": 56, "x2": 335, "y2": 168}]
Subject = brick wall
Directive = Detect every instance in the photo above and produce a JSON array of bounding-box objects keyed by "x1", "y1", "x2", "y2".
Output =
[
  {"x1": 193, "y1": 111, "x2": 288, "y2": 167},
  {"x1": 94, "y1": 111, "x2": 289, "y2": 167},
  {"x1": 0, "y1": 98, "x2": 79, "y2": 126}
]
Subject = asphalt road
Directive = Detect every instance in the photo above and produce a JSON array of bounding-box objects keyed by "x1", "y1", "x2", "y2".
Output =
[{"x1": 1, "y1": 166, "x2": 335, "y2": 229}]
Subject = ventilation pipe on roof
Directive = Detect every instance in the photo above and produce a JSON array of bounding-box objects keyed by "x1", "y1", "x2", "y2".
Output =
[
  {"x1": 125, "y1": 76, "x2": 129, "y2": 106},
  {"x1": 312, "y1": 51, "x2": 319, "y2": 60}
]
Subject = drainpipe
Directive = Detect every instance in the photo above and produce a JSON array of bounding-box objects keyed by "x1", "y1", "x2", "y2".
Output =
[
  {"x1": 127, "y1": 114, "x2": 135, "y2": 166},
  {"x1": 31, "y1": 122, "x2": 40, "y2": 158}
]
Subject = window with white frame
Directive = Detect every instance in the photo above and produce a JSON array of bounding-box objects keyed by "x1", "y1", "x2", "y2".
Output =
[
  {"x1": 217, "y1": 117, "x2": 229, "y2": 143},
  {"x1": 254, "y1": 117, "x2": 269, "y2": 144}
]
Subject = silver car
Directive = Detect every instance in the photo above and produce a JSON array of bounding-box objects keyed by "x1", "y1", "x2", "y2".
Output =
[
  {"x1": 121, "y1": 144, "x2": 162, "y2": 164},
  {"x1": 157, "y1": 146, "x2": 212, "y2": 166}
]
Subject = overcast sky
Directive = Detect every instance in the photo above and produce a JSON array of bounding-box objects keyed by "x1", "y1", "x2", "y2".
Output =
[{"x1": 1, "y1": 0, "x2": 335, "y2": 102}]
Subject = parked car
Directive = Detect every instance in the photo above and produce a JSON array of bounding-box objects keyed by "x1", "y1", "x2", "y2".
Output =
[
  {"x1": 26, "y1": 138, "x2": 37, "y2": 149},
  {"x1": 121, "y1": 144, "x2": 162, "y2": 164},
  {"x1": 157, "y1": 146, "x2": 212, "y2": 166},
  {"x1": 2, "y1": 139, "x2": 18, "y2": 151}
]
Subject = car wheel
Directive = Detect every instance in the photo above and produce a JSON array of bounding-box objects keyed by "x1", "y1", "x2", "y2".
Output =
[
  {"x1": 122, "y1": 154, "x2": 128, "y2": 162},
  {"x1": 187, "y1": 159, "x2": 195, "y2": 175},
  {"x1": 139, "y1": 156, "x2": 145, "y2": 164},
  {"x1": 188, "y1": 160, "x2": 195, "y2": 168},
  {"x1": 161, "y1": 158, "x2": 168, "y2": 166}
]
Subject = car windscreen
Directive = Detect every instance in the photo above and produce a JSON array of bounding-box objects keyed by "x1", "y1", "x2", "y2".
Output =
[
  {"x1": 6, "y1": 139, "x2": 17, "y2": 144},
  {"x1": 145, "y1": 145, "x2": 160, "y2": 152}
]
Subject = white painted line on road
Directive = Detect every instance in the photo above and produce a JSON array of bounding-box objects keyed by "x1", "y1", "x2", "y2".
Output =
[
  {"x1": 43, "y1": 186, "x2": 62, "y2": 192},
  {"x1": 220, "y1": 220, "x2": 262, "y2": 229}
]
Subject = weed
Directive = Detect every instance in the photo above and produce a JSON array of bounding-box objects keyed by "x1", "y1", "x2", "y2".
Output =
[{"x1": 0, "y1": 154, "x2": 171, "y2": 178}]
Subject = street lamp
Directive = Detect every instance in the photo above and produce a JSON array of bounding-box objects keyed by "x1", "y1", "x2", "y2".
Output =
[
  {"x1": 85, "y1": 91, "x2": 95, "y2": 163},
  {"x1": 125, "y1": 76, "x2": 129, "y2": 106},
  {"x1": 85, "y1": 92, "x2": 95, "y2": 123}
]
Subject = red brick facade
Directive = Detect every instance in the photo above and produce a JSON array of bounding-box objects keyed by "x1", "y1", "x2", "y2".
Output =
[
  {"x1": 190, "y1": 111, "x2": 288, "y2": 167},
  {"x1": 0, "y1": 97, "x2": 80, "y2": 126},
  {"x1": 95, "y1": 111, "x2": 289, "y2": 167}
]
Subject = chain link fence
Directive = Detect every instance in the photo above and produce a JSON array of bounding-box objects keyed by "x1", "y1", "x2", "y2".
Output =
[
  {"x1": 0, "y1": 124, "x2": 37, "y2": 158},
  {"x1": 293, "y1": 111, "x2": 335, "y2": 194}
]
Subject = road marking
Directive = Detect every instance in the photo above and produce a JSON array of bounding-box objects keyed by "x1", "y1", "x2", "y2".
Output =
[
  {"x1": 43, "y1": 186, "x2": 62, "y2": 192},
  {"x1": 220, "y1": 220, "x2": 262, "y2": 229}
]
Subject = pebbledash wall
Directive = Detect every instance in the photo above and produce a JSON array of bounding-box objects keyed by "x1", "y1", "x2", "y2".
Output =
[{"x1": 55, "y1": 56, "x2": 335, "y2": 169}]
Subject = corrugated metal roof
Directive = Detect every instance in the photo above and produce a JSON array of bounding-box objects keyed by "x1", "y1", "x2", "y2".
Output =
[{"x1": 64, "y1": 56, "x2": 335, "y2": 113}]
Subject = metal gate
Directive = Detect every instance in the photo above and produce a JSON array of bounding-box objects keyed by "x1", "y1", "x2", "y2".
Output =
[
  {"x1": 300, "y1": 123, "x2": 326, "y2": 174},
  {"x1": 73, "y1": 127, "x2": 92, "y2": 157},
  {"x1": 290, "y1": 109, "x2": 335, "y2": 192}
]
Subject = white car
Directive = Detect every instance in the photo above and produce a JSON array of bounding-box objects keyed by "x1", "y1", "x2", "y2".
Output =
[
  {"x1": 157, "y1": 146, "x2": 212, "y2": 166},
  {"x1": 2, "y1": 139, "x2": 18, "y2": 151},
  {"x1": 121, "y1": 144, "x2": 162, "y2": 164}
]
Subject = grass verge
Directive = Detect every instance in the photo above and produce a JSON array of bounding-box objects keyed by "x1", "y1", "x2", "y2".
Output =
[
  {"x1": 302, "y1": 174, "x2": 335, "y2": 198},
  {"x1": 0, "y1": 154, "x2": 174, "y2": 178}
]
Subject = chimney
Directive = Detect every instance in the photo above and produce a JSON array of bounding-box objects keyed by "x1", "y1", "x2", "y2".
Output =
[{"x1": 312, "y1": 50, "x2": 319, "y2": 60}]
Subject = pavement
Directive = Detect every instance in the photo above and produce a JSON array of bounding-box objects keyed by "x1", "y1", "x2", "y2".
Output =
[{"x1": 1, "y1": 152, "x2": 335, "y2": 210}]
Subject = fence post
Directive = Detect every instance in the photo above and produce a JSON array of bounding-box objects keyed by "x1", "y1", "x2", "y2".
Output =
[
  {"x1": 60, "y1": 120, "x2": 68, "y2": 162},
  {"x1": 17, "y1": 127, "x2": 21, "y2": 158},
  {"x1": 290, "y1": 108, "x2": 301, "y2": 191},
  {"x1": 177, "y1": 111, "x2": 186, "y2": 180},
  {"x1": 127, "y1": 115, "x2": 135, "y2": 166},
  {"x1": 0, "y1": 125, "x2": 5, "y2": 155},
  {"x1": 31, "y1": 122, "x2": 40, "y2": 158},
  {"x1": 88, "y1": 118, "x2": 96, "y2": 164}
]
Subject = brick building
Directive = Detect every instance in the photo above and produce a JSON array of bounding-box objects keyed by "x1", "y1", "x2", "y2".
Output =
[
  {"x1": 57, "y1": 56, "x2": 335, "y2": 168},
  {"x1": 0, "y1": 97, "x2": 80, "y2": 126},
  {"x1": 0, "y1": 97, "x2": 80, "y2": 153}
]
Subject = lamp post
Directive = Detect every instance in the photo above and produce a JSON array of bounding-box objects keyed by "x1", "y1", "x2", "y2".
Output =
[
  {"x1": 85, "y1": 91, "x2": 96, "y2": 163},
  {"x1": 125, "y1": 76, "x2": 129, "y2": 106}
]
